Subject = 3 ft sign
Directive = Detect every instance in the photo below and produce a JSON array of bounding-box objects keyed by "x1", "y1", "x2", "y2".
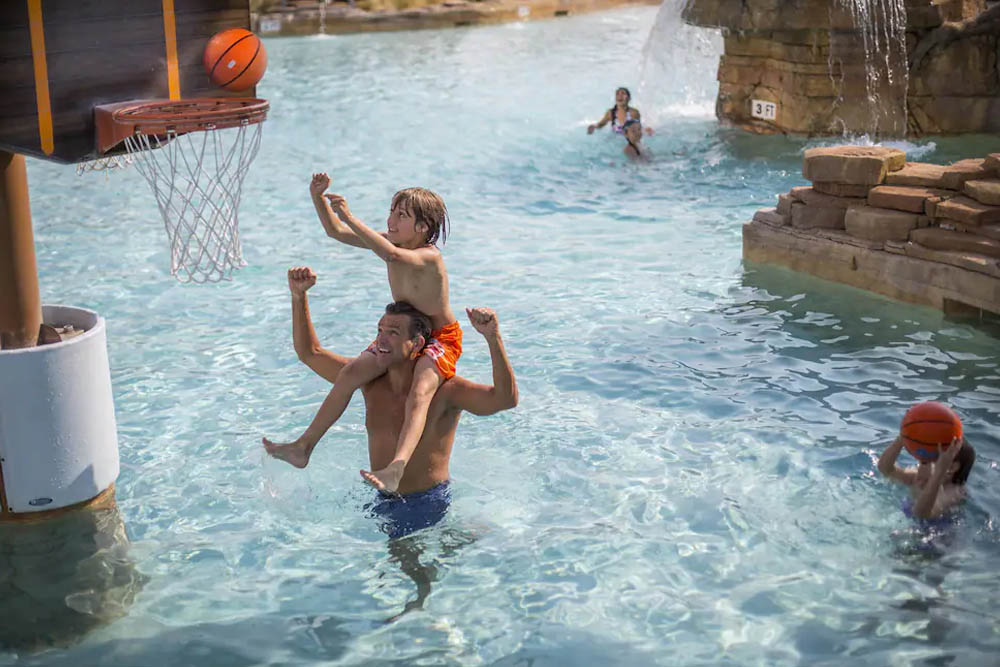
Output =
[{"x1": 750, "y1": 99, "x2": 777, "y2": 121}]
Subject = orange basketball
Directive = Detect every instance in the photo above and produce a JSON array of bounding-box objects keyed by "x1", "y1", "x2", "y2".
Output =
[
  {"x1": 203, "y1": 28, "x2": 267, "y2": 92},
  {"x1": 900, "y1": 401, "x2": 962, "y2": 462}
]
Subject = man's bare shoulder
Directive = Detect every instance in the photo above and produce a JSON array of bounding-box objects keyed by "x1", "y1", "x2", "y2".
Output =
[{"x1": 434, "y1": 375, "x2": 473, "y2": 403}]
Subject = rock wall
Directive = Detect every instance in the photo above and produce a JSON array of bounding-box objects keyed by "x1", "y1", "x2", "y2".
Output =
[
  {"x1": 684, "y1": 0, "x2": 1000, "y2": 136},
  {"x1": 745, "y1": 146, "x2": 1000, "y2": 317}
]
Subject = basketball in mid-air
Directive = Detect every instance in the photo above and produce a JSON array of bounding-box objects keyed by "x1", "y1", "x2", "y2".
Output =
[
  {"x1": 899, "y1": 401, "x2": 962, "y2": 462},
  {"x1": 203, "y1": 28, "x2": 267, "y2": 92}
]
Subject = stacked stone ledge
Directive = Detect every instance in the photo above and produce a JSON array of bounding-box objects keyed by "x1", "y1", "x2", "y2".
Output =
[{"x1": 747, "y1": 146, "x2": 1000, "y2": 315}]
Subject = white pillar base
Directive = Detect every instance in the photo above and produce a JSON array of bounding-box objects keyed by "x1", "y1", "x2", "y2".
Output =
[{"x1": 0, "y1": 305, "x2": 119, "y2": 513}]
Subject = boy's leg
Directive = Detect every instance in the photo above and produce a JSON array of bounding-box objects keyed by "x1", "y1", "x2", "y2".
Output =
[
  {"x1": 263, "y1": 353, "x2": 385, "y2": 468},
  {"x1": 361, "y1": 356, "x2": 442, "y2": 492}
]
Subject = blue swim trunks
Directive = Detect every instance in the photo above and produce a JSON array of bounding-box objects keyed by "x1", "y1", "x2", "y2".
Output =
[
  {"x1": 901, "y1": 499, "x2": 955, "y2": 530},
  {"x1": 366, "y1": 481, "x2": 451, "y2": 539}
]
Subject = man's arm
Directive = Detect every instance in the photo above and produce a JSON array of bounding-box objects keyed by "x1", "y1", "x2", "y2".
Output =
[
  {"x1": 877, "y1": 436, "x2": 918, "y2": 486},
  {"x1": 447, "y1": 308, "x2": 518, "y2": 416},
  {"x1": 288, "y1": 267, "x2": 350, "y2": 383},
  {"x1": 310, "y1": 173, "x2": 367, "y2": 248}
]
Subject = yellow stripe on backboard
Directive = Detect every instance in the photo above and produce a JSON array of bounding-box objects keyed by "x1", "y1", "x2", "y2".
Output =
[
  {"x1": 26, "y1": 0, "x2": 53, "y2": 155},
  {"x1": 162, "y1": 0, "x2": 180, "y2": 99}
]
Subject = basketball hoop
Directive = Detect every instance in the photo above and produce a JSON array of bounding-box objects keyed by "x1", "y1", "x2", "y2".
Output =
[
  {"x1": 95, "y1": 98, "x2": 268, "y2": 283},
  {"x1": 75, "y1": 153, "x2": 134, "y2": 177}
]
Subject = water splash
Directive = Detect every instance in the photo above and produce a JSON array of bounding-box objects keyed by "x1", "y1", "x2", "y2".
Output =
[
  {"x1": 638, "y1": 0, "x2": 722, "y2": 124},
  {"x1": 829, "y1": 0, "x2": 909, "y2": 138}
]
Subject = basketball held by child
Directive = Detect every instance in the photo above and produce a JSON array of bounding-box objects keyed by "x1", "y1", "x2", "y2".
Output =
[
  {"x1": 203, "y1": 28, "x2": 267, "y2": 92},
  {"x1": 899, "y1": 401, "x2": 962, "y2": 462}
]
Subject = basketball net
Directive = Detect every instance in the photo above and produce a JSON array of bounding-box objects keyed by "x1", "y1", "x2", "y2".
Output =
[
  {"x1": 75, "y1": 153, "x2": 134, "y2": 177},
  {"x1": 122, "y1": 120, "x2": 263, "y2": 283}
]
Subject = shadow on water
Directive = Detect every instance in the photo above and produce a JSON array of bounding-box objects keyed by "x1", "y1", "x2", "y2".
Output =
[
  {"x1": 0, "y1": 495, "x2": 146, "y2": 653},
  {"x1": 10, "y1": 613, "x2": 362, "y2": 667},
  {"x1": 10, "y1": 525, "x2": 481, "y2": 667},
  {"x1": 383, "y1": 526, "x2": 477, "y2": 624},
  {"x1": 489, "y1": 621, "x2": 661, "y2": 667}
]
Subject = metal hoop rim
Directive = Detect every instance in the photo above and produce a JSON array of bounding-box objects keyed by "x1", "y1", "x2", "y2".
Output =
[{"x1": 111, "y1": 97, "x2": 269, "y2": 135}]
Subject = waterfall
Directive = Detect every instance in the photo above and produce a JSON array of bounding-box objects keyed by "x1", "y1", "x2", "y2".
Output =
[
  {"x1": 829, "y1": 0, "x2": 909, "y2": 138},
  {"x1": 637, "y1": 0, "x2": 723, "y2": 124}
]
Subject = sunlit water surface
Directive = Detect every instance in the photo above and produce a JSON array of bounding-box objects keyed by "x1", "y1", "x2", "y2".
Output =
[{"x1": 8, "y1": 6, "x2": 1000, "y2": 666}]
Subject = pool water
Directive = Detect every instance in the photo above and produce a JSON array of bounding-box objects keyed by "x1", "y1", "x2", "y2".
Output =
[{"x1": 9, "y1": 5, "x2": 1000, "y2": 665}]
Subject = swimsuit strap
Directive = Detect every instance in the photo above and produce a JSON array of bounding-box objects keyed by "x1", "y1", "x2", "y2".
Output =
[{"x1": 627, "y1": 137, "x2": 641, "y2": 157}]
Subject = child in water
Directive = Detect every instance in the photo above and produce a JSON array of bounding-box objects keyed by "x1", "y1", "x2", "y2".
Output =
[
  {"x1": 587, "y1": 87, "x2": 654, "y2": 136},
  {"x1": 622, "y1": 120, "x2": 648, "y2": 161},
  {"x1": 263, "y1": 173, "x2": 460, "y2": 494},
  {"x1": 877, "y1": 435, "x2": 976, "y2": 519}
]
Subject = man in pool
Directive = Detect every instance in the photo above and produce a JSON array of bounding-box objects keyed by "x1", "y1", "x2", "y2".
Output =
[{"x1": 264, "y1": 266, "x2": 518, "y2": 539}]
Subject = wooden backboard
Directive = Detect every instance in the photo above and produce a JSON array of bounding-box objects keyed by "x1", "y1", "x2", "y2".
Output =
[{"x1": 0, "y1": 0, "x2": 254, "y2": 164}]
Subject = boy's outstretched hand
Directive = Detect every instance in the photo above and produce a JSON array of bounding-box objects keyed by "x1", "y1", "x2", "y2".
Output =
[
  {"x1": 310, "y1": 173, "x2": 331, "y2": 197},
  {"x1": 324, "y1": 193, "x2": 353, "y2": 222},
  {"x1": 466, "y1": 307, "x2": 498, "y2": 339},
  {"x1": 288, "y1": 266, "x2": 316, "y2": 296}
]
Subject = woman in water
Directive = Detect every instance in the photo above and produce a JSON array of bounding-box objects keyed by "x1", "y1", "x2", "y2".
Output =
[
  {"x1": 877, "y1": 435, "x2": 976, "y2": 519},
  {"x1": 587, "y1": 87, "x2": 653, "y2": 136}
]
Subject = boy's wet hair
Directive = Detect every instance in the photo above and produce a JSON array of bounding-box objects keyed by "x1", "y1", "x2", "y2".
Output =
[
  {"x1": 391, "y1": 187, "x2": 449, "y2": 246},
  {"x1": 951, "y1": 440, "x2": 976, "y2": 485},
  {"x1": 385, "y1": 301, "x2": 432, "y2": 343}
]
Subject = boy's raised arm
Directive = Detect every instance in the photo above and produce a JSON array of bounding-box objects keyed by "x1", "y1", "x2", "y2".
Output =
[
  {"x1": 311, "y1": 173, "x2": 367, "y2": 248},
  {"x1": 325, "y1": 193, "x2": 432, "y2": 266},
  {"x1": 449, "y1": 308, "x2": 518, "y2": 416}
]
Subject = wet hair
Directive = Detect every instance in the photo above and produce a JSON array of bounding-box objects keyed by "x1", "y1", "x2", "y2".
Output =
[
  {"x1": 616, "y1": 87, "x2": 631, "y2": 103},
  {"x1": 391, "y1": 187, "x2": 449, "y2": 246},
  {"x1": 623, "y1": 119, "x2": 641, "y2": 132},
  {"x1": 384, "y1": 301, "x2": 432, "y2": 344},
  {"x1": 951, "y1": 440, "x2": 976, "y2": 485}
]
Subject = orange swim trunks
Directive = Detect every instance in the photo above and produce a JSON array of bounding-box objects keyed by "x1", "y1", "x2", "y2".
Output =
[{"x1": 421, "y1": 321, "x2": 463, "y2": 380}]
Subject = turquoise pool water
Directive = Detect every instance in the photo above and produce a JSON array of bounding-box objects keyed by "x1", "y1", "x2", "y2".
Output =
[{"x1": 9, "y1": 5, "x2": 1000, "y2": 665}]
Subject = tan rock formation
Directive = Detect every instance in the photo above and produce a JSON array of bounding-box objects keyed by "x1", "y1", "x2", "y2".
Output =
[
  {"x1": 790, "y1": 202, "x2": 845, "y2": 229},
  {"x1": 867, "y1": 185, "x2": 953, "y2": 212},
  {"x1": 812, "y1": 182, "x2": 873, "y2": 197},
  {"x1": 904, "y1": 242, "x2": 1000, "y2": 280},
  {"x1": 684, "y1": 0, "x2": 999, "y2": 136},
  {"x1": 777, "y1": 193, "x2": 793, "y2": 215},
  {"x1": 790, "y1": 185, "x2": 868, "y2": 209},
  {"x1": 753, "y1": 208, "x2": 789, "y2": 226},
  {"x1": 911, "y1": 227, "x2": 1000, "y2": 258},
  {"x1": 934, "y1": 195, "x2": 1000, "y2": 225},
  {"x1": 744, "y1": 145, "x2": 1000, "y2": 316},
  {"x1": 953, "y1": 221, "x2": 1000, "y2": 241},
  {"x1": 743, "y1": 221, "x2": 1000, "y2": 311},
  {"x1": 940, "y1": 158, "x2": 993, "y2": 189},
  {"x1": 802, "y1": 147, "x2": 905, "y2": 186},
  {"x1": 845, "y1": 206, "x2": 920, "y2": 241},
  {"x1": 886, "y1": 163, "x2": 948, "y2": 187},
  {"x1": 964, "y1": 179, "x2": 1000, "y2": 206}
]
